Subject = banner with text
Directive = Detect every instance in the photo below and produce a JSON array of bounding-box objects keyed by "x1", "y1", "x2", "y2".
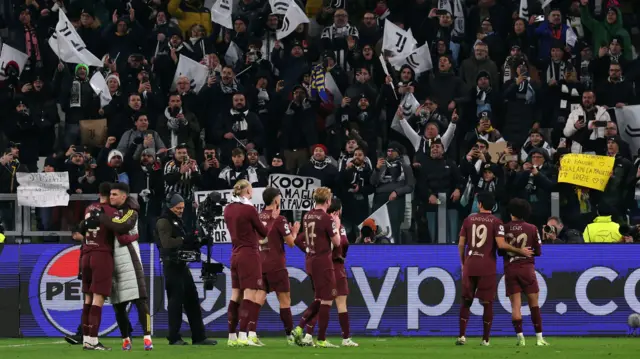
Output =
[
  {"x1": 267, "y1": 174, "x2": 320, "y2": 210},
  {"x1": 16, "y1": 172, "x2": 70, "y2": 207},
  {"x1": 558, "y1": 154, "x2": 614, "y2": 191},
  {"x1": 8, "y1": 244, "x2": 640, "y2": 337},
  {"x1": 194, "y1": 189, "x2": 265, "y2": 243}
]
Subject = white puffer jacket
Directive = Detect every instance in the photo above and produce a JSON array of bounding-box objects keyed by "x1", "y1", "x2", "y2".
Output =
[{"x1": 110, "y1": 223, "x2": 147, "y2": 304}]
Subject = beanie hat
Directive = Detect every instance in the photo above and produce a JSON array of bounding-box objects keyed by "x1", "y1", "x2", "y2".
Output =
[
  {"x1": 142, "y1": 148, "x2": 156, "y2": 157},
  {"x1": 106, "y1": 73, "x2": 121, "y2": 86},
  {"x1": 311, "y1": 144, "x2": 328, "y2": 154},
  {"x1": 108, "y1": 149, "x2": 124, "y2": 163},
  {"x1": 75, "y1": 63, "x2": 89, "y2": 74},
  {"x1": 168, "y1": 193, "x2": 185, "y2": 208}
]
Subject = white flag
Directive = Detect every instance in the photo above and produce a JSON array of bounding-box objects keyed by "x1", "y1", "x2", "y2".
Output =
[
  {"x1": 391, "y1": 93, "x2": 420, "y2": 135},
  {"x1": 388, "y1": 43, "x2": 433, "y2": 73},
  {"x1": 211, "y1": 0, "x2": 233, "y2": 29},
  {"x1": 382, "y1": 19, "x2": 417, "y2": 60},
  {"x1": 224, "y1": 41, "x2": 242, "y2": 66},
  {"x1": 277, "y1": 1, "x2": 309, "y2": 40},
  {"x1": 616, "y1": 105, "x2": 640, "y2": 156},
  {"x1": 358, "y1": 202, "x2": 395, "y2": 243},
  {"x1": 89, "y1": 72, "x2": 112, "y2": 107},
  {"x1": 0, "y1": 44, "x2": 28, "y2": 80},
  {"x1": 325, "y1": 72, "x2": 342, "y2": 106},
  {"x1": 437, "y1": 0, "x2": 452, "y2": 13},
  {"x1": 452, "y1": 0, "x2": 465, "y2": 36},
  {"x1": 171, "y1": 54, "x2": 209, "y2": 93},
  {"x1": 519, "y1": 0, "x2": 529, "y2": 19},
  {"x1": 566, "y1": 27, "x2": 577, "y2": 47},
  {"x1": 48, "y1": 10, "x2": 102, "y2": 67},
  {"x1": 269, "y1": 0, "x2": 291, "y2": 15}
]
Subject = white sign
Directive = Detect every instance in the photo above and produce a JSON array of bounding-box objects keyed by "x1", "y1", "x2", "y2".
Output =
[
  {"x1": 0, "y1": 44, "x2": 28, "y2": 80},
  {"x1": 194, "y1": 189, "x2": 265, "y2": 243},
  {"x1": 17, "y1": 172, "x2": 70, "y2": 207},
  {"x1": 211, "y1": 0, "x2": 233, "y2": 29},
  {"x1": 48, "y1": 10, "x2": 102, "y2": 67},
  {"x1": 267, "y1": 174, "x2": 320, "y2": 210}
]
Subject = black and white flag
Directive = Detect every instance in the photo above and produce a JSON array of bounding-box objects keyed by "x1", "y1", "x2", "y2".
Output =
[
  {"x1": 171, "y1": 54, "x2": 209, "y2": 93},
  {"x1": 211, "y1": 0, "x2": 233, "y2": 29},
  {"x1": 0, "y1": 44, "x2": 28, "y2": 80},
  {"x1": 48, "y1": 10, "x2": 102, "y2": 67},
  {"x1": 277, "y1": 1, "x2": 309, "y2": 40},
  {"x1": 382, "y1": 19, "x2": 417, "y2": 60},
  {"x1": 520, "y1": 0, "x2": 553, "y2": 19},
  {"x1": 269, "y1": 0, "x2": 290, "y2": 15},
  {"x1": 388, "y1": 43, "x2": 432, "y2": 73}
]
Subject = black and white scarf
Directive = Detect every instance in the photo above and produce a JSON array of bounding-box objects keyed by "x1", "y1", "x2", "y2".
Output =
[
  {"x1": 165, "y1": 107, "x2": 186, "y2": 148},
  {"x1": 310, "y1": 157, "x2": 331, "y2": 170},
  {"x1": 476, "y1": 85, "x2": 492, "y2": 104},
  {"x1": 220, "y1": 80, "x2": 238, "y2": 94},
  {"x1": 230, "y1": 109, "x2": 249, "y2": 142},
  {"x1": 517, "y1": 78, "x2": 536, "y2": 104},
  {"x1": 547, "y1": 60, "x2": 566, "y2": 83},
  {"x1": 476, "y1": 176, "x2": 496, "y2": 193},
  {"x1": 380, "y1": 159, "x2": 405, "y2": 184},
  {"x1": 70, "y1": 80, "x2": 82, "y2": 108}
]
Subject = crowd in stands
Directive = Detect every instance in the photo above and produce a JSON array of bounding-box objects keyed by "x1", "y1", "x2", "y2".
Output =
[{"x1": 0, "y1": 0, "x2": 639, "y2": 244}]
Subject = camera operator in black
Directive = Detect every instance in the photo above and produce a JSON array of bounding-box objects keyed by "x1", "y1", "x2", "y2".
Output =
[{"x1": 155, "y1": 193, "x2": 218, "y2": 346}]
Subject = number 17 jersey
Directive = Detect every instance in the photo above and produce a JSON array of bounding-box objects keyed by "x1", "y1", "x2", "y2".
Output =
[{"x1": 459, "y1": 212, "x2": 504, "y2": 276}]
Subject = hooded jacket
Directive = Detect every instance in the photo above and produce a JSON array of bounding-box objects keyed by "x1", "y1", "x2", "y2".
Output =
[{"x1": 580, "y1": 6, "x2": 632, "y2": 61}]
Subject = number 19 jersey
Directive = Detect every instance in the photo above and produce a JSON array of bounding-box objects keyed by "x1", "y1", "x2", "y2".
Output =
[{"x1": 459, "y1": 212, "x2": 504, "y2": 276}]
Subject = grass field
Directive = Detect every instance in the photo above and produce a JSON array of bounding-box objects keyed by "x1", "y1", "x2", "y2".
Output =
[{"x1": 2, "y1": 337, "x2": 640, "y2": 359}]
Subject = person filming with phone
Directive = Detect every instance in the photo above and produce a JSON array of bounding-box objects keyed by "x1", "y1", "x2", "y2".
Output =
[{"x1": 563, "y1": 90, "x2": 611, "y2": 154}]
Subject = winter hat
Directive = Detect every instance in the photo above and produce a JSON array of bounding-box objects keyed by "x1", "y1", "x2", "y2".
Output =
[
  {"x1": 387, "y1": 141, "x2": 404, "y2": 155},
  {"x1": 108, "y1": 149, "x2": 124, "y2": 163},
  {"x1": 142, "y1": 148, "x2": 156, "y2": 157},
  {"x1": 362, "y1": 218, "x2": 377, "y2": 232},
  {"x1": 610, "y1": 35, "x2": 624, "y2": 48},
  {"x1": 106, "y1": 73, "x2": 121, "y2": 86},
  {"x1": 311, "y1": 144, "x2": 328, "y2": 154},
  {"x1": 167, "y1": 193, "x2": 185, "y2": 208},
  {"x1": 44, "y1": 156, "x2": 57, "y2": 168},
  {"x1": 75, "y1": 63, "x2": 89, "y2": 74},
  {"x1": 607, "y1": 136, "x2": 622, "y2": 147},
  {"x1": 476, "y1": 70, "x2": 491, "y2": 82}
]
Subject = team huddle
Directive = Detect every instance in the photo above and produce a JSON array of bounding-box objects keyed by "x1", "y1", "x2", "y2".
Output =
[
  {"x1": 224, "y1": 181, "x2": 357, "y2": 348},
  {"x1": 225, "y1": 184, "x2": 548, "y2": 348}
]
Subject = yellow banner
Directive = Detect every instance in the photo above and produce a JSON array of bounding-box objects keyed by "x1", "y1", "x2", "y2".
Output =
[{"x1": 558, "y1": 154, "x2": 615, "y2": 191}]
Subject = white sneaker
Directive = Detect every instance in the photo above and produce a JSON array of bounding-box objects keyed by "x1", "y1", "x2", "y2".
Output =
[
  {"x1": 248, "y1": 336, "x2": 265, "y2": 347},
  {"x1": 455, "y1": 336, "x2": 466, "y2": 345},
  {"x1": 301, "y1": 334, "x2": 315, "y2": 347},
  {"x1": 516, "y1": 333, "x2": 525, "y2": 346},
  {"x1": 536, "y1": 338, "x2": 550, "y2": 346},
  {"x1": 341, "y1": 338, "x2": 359, "y2": 347},
  {"x1": 481, "y1": 340, "x2": 490, "y2": 346},
  {"x1": 287, "y1": 335, "x2": 295, "y2": 346}
]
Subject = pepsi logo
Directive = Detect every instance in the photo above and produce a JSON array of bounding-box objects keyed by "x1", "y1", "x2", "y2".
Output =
[{"x1": 37, "y1": 246, "x2": 118, "y2": 336}]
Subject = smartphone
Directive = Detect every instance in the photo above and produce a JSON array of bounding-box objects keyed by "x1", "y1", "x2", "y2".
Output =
[
  {"x1": 435, "y1": 9, "x2": 448, "y2": 16},
  {"x1": 506, "y1": 155, "x2": 518, "y2": 162},
  {"x1": 594, "y1": 121, "x2": 607, "y2": 128},
  {"x1": 578, "y1": 115, "x2": 585, "y2": 123}
]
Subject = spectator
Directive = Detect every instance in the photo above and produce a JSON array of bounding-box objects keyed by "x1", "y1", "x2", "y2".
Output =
[
  {"x1": 164, "y1": 144, "x2": 200, "y2": 231},
  {"x1": 513, "y1": 148, "x2": 556, "y2": 227},
  {"x1": 534, "y1": 8, "x2": 571, "y2": 63},
  {"x1": 579, "y1": 2, "x2": 632, "y2": 61},
  {"x1": 415, "y1": 140, "x2": 462, "y2": 243},
  {"x1": 426, "y1": 55, "x2": 467, "y2": 119},
  {"x1": 590, "y1": 36, "x2": 630, "y2": 85},
  {"x1": 339, "y1": 146, "x2": 373, "y2": 240},
  {"x1": 6, "y1": 6, "x2": 46, "y2": 75},
  {"x1": 370, "y1": 143, "x2": 415, "y2": 243},
  {"x1": 320, "y1": 8, "x2": 359, "y2": 71},
  {"x1": 167, "y1": 0, "x2": 212, "y2": 38},
  {"x1": 56, "y1": 63, "x2": 100, "y2": 147},
  {"x1": 213, "y1": 92, "x2": 263, "y2": 163},
  {"x1": 463, "y1": 112, "x2": 504, "y2": 151},
  {"x1": 219, "y1": 148, "x2": 260, "y2": 189},
  {"x1": 583, "y1": 203, "x2": 626, "y2": 243},
  {"x1": 281, "y1": 85, "x2": 318, "y2": 171},
  {"x1": 246, "y1": 148, "x2": 268, "y2": 186},
  {"x1": 199, "y1": 146, "x2": 223, "y2": 191},
  {"x1": 599, "y1": 136, "x2": 632, "y2": 223},
  {"x1": 595, "y1": 62, "x2": 636, "y2": 109},
  {"x1": 358, "y1": 12, "x2": 381, "y2": 46},
  {"x1": 298, "y1": 144, "x2": 339, "y2": 191},
  {"x1": 129, "y1": 148, "x2": 164, "y2": 243},
  {"x1": 460, "y1": 42, "x2": 499, "y2": 91},
  {"x1": 563, "y1": 90, "x2": 611, "y2": 153},
  {"x1": 520, "y1": 129, "x2": 555, "y2": 162},
  {"x1": 267, "y1": 152, "x2": 289, "y2": 175},
  {"x1": 543, "y1": 216, "x2": 584, "y2": 243},
  {"x1": 5, "y1": 99, "x2": 44, "y2": 171},
  {"x1": 117, "y1": 112, "x2": 167, "y2": 161},
  {"x1": 502, "y1": 62, "x2": 539, "y2": 146},
  {"x1": 355, "y1": 218, "x2": 391, "y2": 244},
  {"x1": 157, "y1": 93, "x2": 201, "y2": 158},
  {"x1": 102, "y1": 9, "x2": 144, "y2": 67}
]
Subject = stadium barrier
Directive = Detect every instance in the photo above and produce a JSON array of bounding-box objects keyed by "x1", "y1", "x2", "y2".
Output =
[{"x1": 0, "y1": 243, "x2": 636, "y2": 338}]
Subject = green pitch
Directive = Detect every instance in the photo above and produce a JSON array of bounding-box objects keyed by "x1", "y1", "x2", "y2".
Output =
[{"x1": 1, "y1": 337, "x2": 639, "y2": 359}]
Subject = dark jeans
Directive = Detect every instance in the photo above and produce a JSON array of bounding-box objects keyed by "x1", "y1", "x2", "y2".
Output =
[{"x1": 163, "y1": 262, "x2": 206, "y2": 343}]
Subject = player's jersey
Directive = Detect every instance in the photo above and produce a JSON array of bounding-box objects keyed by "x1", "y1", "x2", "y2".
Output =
[
  {"x1": 302, "y1": 208, "x2": 337, "y2": 259},
  {"x1": 224, "y1": 202, "x2": 268, "y2": 254},
  {"x1": 81, "y1": 202, "x2": 117, "y2": 254},
  {"x1": 459, "y1": 212, "x2": 504, "y2": 276},
  {"x1": 259, "y1": 209, "x2": 291, "y2": 272},
  {"x1": 504, "y1": 220, "x2": 541, "y2": 268}
]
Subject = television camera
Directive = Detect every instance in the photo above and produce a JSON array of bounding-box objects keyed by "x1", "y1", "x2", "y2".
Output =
[{"x1": 176, "y1": 191, "x2": 227, "y2": 290}]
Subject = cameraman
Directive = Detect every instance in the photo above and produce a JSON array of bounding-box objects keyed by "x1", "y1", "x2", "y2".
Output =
[
  {"x1": 155, "y1": 193, "x2": 217, "y2": 346},
  {"x1": 543, "y1": 217, "x2": 583, "y2": 243}
]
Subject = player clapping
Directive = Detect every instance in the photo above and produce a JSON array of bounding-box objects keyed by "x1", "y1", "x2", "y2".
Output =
[
  {"x1": 503, "y1": 199, "x2": 549, "y2": 346},
  {"x1": 457, "y1": 192, "x2": 533, "y2": 346}
]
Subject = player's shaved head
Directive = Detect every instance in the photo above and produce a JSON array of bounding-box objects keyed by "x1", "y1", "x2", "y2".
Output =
[
  {"x1": 327, "y1": 197, "x2": 342, "y2": 214},
  {"x1": 262, "y1": 187, "x2": 282, "y2": 205},
  {"x1": 508, "y1": 198, "x2": 532, "y2": 220}
]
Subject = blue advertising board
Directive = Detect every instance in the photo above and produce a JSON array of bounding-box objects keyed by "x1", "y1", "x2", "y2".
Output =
[{"x1": 2, "y1": 244, "x2": 638, "y2": 337}]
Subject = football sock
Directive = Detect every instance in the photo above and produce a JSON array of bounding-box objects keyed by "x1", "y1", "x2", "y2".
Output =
[
  {"x1": 279, "y1": 308, "x2": 293, "y2": 335},
  {"x1": 317, "y1": 304, "x2": 331, "y2": 341},
  {"x1": 338, "y1": 312, "x2": 350, "y2": 339},
  {"x1": 81, "y1": 304, "x2": 91, "y2": 336},
  {"x1": 247, "y1": 301, "x2": 261, "y2": 333},
  {"x1": 238, "y1": 299, "x2": 252, "y2": 333},
  {"x1": 459, "y1": 302, "x2": 471, "y2": 337},
  {"x1": 306, "y1": 316, "x2": 317, "y2": 334},
  {"x1": 88, "y1": 305, "x2": 103, "y2": 338},
  {"x1": 512, "y1": 319, "x2": 523, "y2": 334},
  {"x1": 227, "y1": 300, "x2": 240, "y2": 334},
  {"x1": 299, "y1": 300, "x2": 321, "y2": 328},
  {"x1": 482, "y1": 302, "x2": 494, "y2": 342},
  {"x1": 531, "y1": 306, "x2": 543, "y2": 333},
  {"x1": 228, "y1": 333, "x2": 237, "y2": 341}
]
